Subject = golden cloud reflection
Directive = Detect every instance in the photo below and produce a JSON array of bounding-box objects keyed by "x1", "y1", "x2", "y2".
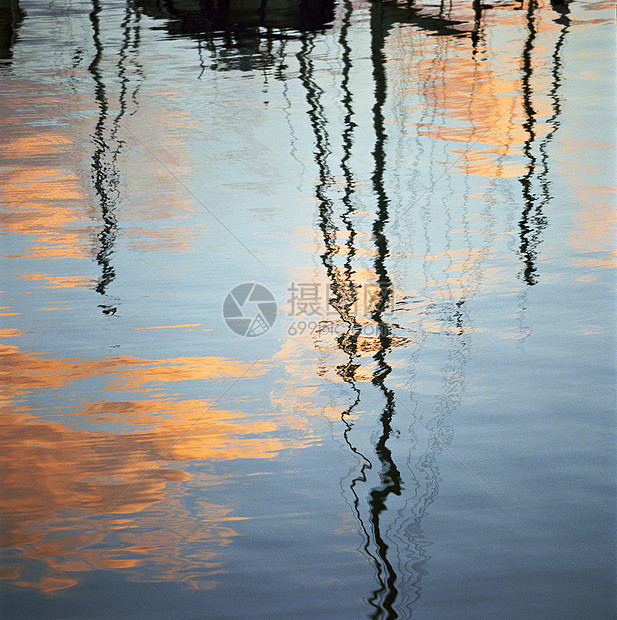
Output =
[
  {"x1": 387, "y1": 3, "x2": 567, "y2": 181},
  {"x1": 18, "y1": 274, "x2": 94, "y2": 289},
  {"x1": 135, "y1": 324, "x2": 205, "y2": 330},
  {"x1": 0, "y1": 342, "x2": 270, "y2": 394},
  {"x1": 0, "y1": 73, "x2": 202, "y2": 273},
  {"x1": 0, "y1": 344, "x2": 310, "y2": 593},
  {"x1": 0, "y1": 90, "x2": 93, "y2": 261},
  {"x1": 568, "y1": 184, "x2": 617, "y2": 258},
  {"x1": 0, "y1": 329, "x2": 23, "y2": 338}
]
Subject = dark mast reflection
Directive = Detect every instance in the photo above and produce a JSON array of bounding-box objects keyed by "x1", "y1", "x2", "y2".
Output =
[
  {"x1": 539, "y1": 1, "x2": 570, "y2": 220},
  {"x1": 518, "y1": 0, "x2": 542, "y2": 286},
  {"x1": 366, "y1": 3, "x2": 401, "y2": 616},
  {"x1": 297, "y1": 0, "x2": 509, "y2": 615},
  {"x1": 296, "y1": 3, "x2": 416, "y2": 616},
  {"x1": 89, "y1": 0, "x2": 117, "y2": 314},
  {"x1": 89, "y1": 0, "x2": 142, "y2": 314},
  {"x1": 298, "y1": 6, "x2": 404, "y2": 612},
  {"x1": 517, "y1": 0, "x2": 569, "y2": 286}
]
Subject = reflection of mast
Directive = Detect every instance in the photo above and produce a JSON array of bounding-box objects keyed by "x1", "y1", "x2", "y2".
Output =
[
  {"x1": 298, "y1": 1, "x2": 523, "y2": 615},
  {"x1": 365, "y1": 4, "x2": 401, "y2": 618},
  {"x1": 513, "y1": 1, "x2": 569, "y2": 344},
  {"x1": 89, "y1": 0, "x2": 118, "y2": 314},
  {"x1": 539, "y1": 1, "x2": 570, "y2": 207},
  {"x1": 89, "y1": 0, "x2": 141, "y2": 315},
  {"x1": 336, "y1": 0, "x2": 360, "y2": 335},
  {"x1": 297, "y1": 2, "x2": 483, "y2": 616},
  {"x1": 471, "y1": 0, "x2": 484, "y2": 52},
  {"x1": 297, "y1": 11, "x2": 400, "y2": 613},
  {"x1": 518, "y1": 0, "x2": 541, "y2": 286},
  {"x1": 518, "y1": 0, "x2": 569, "y2": 284}
]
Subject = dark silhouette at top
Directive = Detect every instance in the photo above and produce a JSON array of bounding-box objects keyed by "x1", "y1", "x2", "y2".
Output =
[
  {"x1": 137, "y1": 0, "x2": 335, "y2": 72},
  {"x1": 140, "y1": 0, "x2": 335, "y2": 34},
  {"x1": 0, "y1": 0, "x2": 24, "y2": 66}
]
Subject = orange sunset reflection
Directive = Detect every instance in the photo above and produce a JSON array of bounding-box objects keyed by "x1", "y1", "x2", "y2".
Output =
[
  {"x1": 0, "y1": 344, "x2": 311, "y2": 593},
  {"x1": 387, "y1": 1, "x2": 567, "y2": 181},
  {"x1": 0, "y1": 76, "x2": 202, "y2": 267}
]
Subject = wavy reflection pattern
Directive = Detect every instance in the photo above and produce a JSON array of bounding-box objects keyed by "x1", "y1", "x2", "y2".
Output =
[
  {"x1": 298, "y1": 0, "x2": 571, "y2": 616},
  {"x1": 89, "y1": 0, "x2": 144, "y2": 314},
  {"x1": 0, "y1": 0, "x2": 574, "y2": 610},
  {"x1": 0, "y1": 341, "x2": 318, "y2": 592}
]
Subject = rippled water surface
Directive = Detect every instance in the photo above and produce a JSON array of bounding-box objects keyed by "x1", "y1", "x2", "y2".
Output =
[{"x1": 1, "y1": 0, "x2": 615, "y2": 617}]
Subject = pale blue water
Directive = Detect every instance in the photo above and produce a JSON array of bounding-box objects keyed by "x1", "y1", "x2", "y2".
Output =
[{"x1": 0, "y1": 0, "x2": 615, "y2": 617}]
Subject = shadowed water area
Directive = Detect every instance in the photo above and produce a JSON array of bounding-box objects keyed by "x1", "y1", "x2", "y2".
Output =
[{"x1": 0, "y1": 0, "x2": 615, "y2": 617}]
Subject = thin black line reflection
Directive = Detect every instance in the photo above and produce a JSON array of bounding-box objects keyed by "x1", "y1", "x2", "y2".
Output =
[
  {"x1": 297, "y1": 3, "x2": 410, "y2": 614},
  {"x1": 517, "y1": 0, "x2": 569, "y2": 286},
  {"x1": 88, "y1": 0, "x2": 143, "y2": 315},
  {"x1": 101, "y1": 8, "x2": 274, "y2": 269},
  {"x1": 89, "y1": 0, "x2": 118, "y2": 315},
  {"x1": 297, "y1": 20, "x2": 399, "y2": 616},
  {"x1": 298, "y1": 3, "x2": 520, "y2": 615},
  {"x1": 366, "y1": 6, "x2": 401, "y2": 615},
  {"x1": 538, "y1": 1, "x2": 570, "y2": 223},
  {"x1": 518, "y1": 0, "x2": 541, "y2": 286}
]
